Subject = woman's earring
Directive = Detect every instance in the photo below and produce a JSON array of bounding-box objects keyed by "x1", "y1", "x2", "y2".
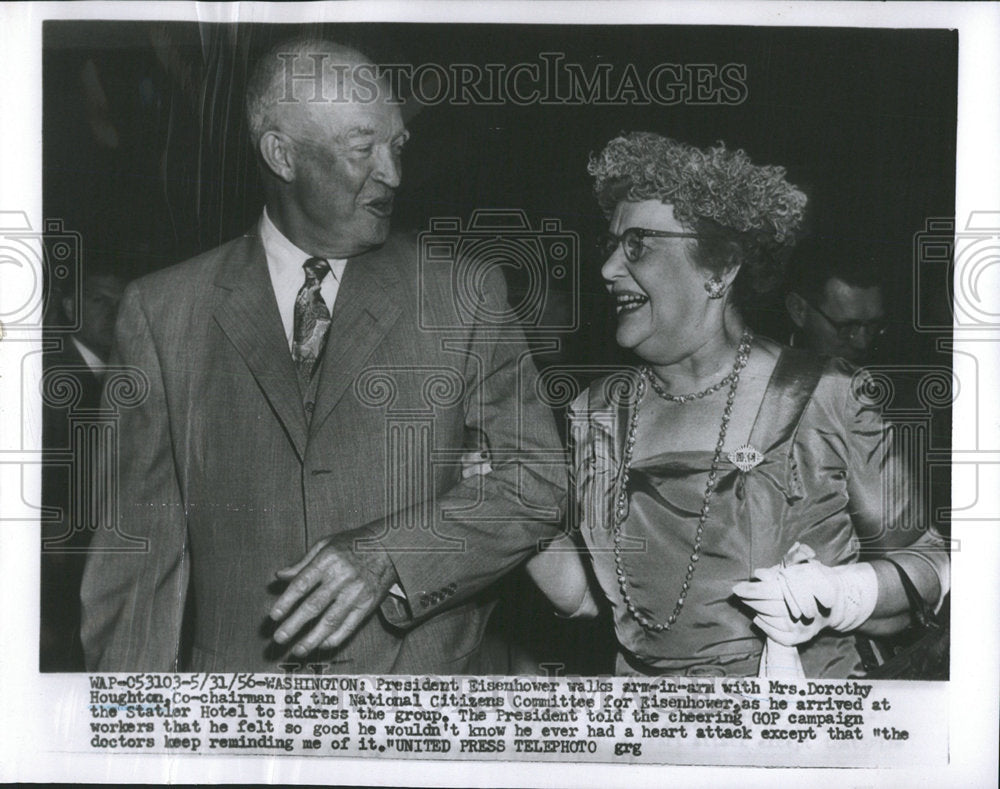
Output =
[{"x1": 704, "y1": 276, "x2": 725, "y2": 299}]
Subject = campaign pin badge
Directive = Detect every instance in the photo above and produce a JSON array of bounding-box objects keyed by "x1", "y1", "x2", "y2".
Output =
[{"x1": 728, "y1": 444, "x2": 763, "y2": 472}]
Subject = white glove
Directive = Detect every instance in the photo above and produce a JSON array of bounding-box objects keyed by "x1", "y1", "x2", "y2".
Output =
[
  {"x1": 734, "y1": 557, "x2": 879, "y2": 647},
  {"x1": 758, "y1": 639, "x2": 804, "y2": 679}
]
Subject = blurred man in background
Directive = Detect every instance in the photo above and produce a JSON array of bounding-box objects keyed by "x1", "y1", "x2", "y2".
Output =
[
  {"x1": 41, "y1": 265, "x2": 126, "y2": 671},
  {"x1": 785, "y1": 238, "x2": 887, "y2": 365}
]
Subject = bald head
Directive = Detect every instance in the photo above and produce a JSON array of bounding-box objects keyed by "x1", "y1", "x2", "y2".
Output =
[
  {"x1": 246, "y1": 38, "x2": 408, "y2": 259},
  {"x1": 245, "y1": 38, "x2": 389, "y2": 148}
]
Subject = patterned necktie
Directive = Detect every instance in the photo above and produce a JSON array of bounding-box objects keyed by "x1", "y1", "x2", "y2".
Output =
[{"x1": 292, "y1": 257, "x2": 332, "y2": 387}]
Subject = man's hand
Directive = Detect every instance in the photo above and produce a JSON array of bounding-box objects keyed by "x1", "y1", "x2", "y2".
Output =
[{"x1": 270, "y1": 528, "x2": 398, "y2": 656}]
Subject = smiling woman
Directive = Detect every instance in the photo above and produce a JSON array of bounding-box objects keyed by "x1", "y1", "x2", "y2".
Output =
[{"x1": 525, "y1": 132, "x2": 950, "y2": 679}]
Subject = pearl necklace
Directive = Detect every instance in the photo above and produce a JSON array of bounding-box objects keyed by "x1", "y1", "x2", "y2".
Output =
[
  {"x1": 613, "y1": 330, "x2": 753, "y2": 632},
  {"x1": 641, "y1": 329, "x2": 753, "y2": 404}
]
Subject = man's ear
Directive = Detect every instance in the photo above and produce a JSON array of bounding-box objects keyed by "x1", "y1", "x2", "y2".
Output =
[
  {"x1": 258, "y1": 131, "x2": 296, "y2": 183},
  {"x1": 785, "y1": 292, "x2": 808, "y2": 329}
]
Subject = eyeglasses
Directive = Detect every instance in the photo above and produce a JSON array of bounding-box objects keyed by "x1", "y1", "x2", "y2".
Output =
[
  {"x1": 807, "y1": 300, "x2": 887, "y2": 343},
  {"x1": 599, "y1": 227, "x2": 703, "y2": 263}
]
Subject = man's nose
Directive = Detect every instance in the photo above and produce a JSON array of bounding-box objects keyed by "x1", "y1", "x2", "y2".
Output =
[{"x1": 373, "y1": 146, "x2": 402, "y2": 188}]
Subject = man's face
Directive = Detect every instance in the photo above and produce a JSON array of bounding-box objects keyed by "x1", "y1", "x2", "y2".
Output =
[
  {"x1": 74, "y1": 274, "x2": 125, "y2": 359},
  {"x1": 794, "y1": 277, "x2": 885, "y2": 363},
  {"x1": 286, "y1": 94, "x2": 408, "y2": 258}
]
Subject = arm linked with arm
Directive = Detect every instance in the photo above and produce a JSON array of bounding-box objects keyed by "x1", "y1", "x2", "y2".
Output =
[
  {"x1": 525, "y1": 535, "x2": 599, "y2": 619},
  {"x1": 376, "y1": 277, "x2": 569, "y2": 628},
  {"x1": 524, "y1": 393, "x2": 598, "y2": 618}
]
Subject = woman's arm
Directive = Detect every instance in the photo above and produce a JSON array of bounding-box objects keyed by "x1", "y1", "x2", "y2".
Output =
[
  {"x1": 525, "y1": 537, "x2": 599, "y2": 618},
  {"x1": 734, "y1": 368, "x2": 951, "y2": 646},
  {"x1": 857, "y1": 529, "x2": 949, "y2": 635},
  {"x1": 843, "y1": 369, "x2": 950, "y2": 633},
  {"x1": 523, "y1": 390, "x2": 604, "y2": 619}
]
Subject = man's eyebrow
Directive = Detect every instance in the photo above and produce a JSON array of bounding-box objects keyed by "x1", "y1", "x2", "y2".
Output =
[
  {"x1": 341, "y1": 125, "x2": 377, "y2": 140},
  {"x1": 337, "y1": 125, "x2": 409, "y2": 144}
]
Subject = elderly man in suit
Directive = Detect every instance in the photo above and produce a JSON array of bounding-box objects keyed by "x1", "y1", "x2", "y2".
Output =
[{"x1": 80, "y1": 38, "x2": 566, "y2": 673}]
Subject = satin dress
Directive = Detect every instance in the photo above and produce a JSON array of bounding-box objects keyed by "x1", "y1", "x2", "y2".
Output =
[{"x1": 570, "y1": 349, "x2": 906, "y2": 677}]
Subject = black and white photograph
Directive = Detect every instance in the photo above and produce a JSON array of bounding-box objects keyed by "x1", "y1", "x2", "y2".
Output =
[{"x1": 0, "y1": 1, "x2": 997, "y2": 786}]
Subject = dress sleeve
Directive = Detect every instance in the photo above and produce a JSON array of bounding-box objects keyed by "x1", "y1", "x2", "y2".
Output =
[
  {"x1": 843, "y1": 365, "x2": 923, "y2": 548},
  {"x1": 842, "y1": 364, "x2": 949, "y2": 606}
]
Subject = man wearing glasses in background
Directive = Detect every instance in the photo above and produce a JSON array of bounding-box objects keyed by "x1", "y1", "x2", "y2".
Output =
[{"x1": 784, "y1": 237, "x2": 887, "y2": 365}]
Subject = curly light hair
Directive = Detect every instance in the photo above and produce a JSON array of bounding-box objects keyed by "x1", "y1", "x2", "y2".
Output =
[{"x1": 588, "y1": 132, "x2": 808, "y2": 305}]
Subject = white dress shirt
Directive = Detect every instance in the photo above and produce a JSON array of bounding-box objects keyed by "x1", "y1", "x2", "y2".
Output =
[{"x1": 259, "y1": 209, "x2": 348, "y2": 351}]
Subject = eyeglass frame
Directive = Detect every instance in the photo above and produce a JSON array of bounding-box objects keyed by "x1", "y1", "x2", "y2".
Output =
[
  {"x1": 802, "y1": 297, "x2": 887, "y2": 343},
  {"x1": 599, "y1": 227, "x2": 704, "y2": 263}
]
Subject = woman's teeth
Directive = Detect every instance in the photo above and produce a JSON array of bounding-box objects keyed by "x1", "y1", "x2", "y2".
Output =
[{"x1": 616, "y1": 293, "x2": 649, "y2": 314}]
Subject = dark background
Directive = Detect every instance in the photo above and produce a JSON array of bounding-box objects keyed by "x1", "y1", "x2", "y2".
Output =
[
  {"x1": 44, "y1": 21, "x2": 957, "y2": 362},
  {"x1": 43, "y1": 21, "x2": 957, "y2": 674}
]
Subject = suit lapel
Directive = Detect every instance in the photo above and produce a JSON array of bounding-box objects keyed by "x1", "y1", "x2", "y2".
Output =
[
  {"x1": 212, "y1": 234, "x2": 308, "y2": 460},
  {"x1": 310, "y1": 243, "x2": 404, "y2": 435}
]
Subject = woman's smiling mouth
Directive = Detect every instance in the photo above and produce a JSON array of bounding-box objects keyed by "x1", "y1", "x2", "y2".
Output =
[{"x1": 615, "y1": 290, "x2": 649, "y2": 314}]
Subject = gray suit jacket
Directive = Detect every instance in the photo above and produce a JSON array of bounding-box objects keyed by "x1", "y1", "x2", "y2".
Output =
[{"x1": 80, "y1": 230, "x2": 566, "y2": 673}]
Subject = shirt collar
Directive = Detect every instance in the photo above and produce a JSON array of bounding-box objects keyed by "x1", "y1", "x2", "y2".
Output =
[
  {"x1": 260, "y1": 208, "x2": 318, "y2": 275},
  {"x1": 260, "y1": 208, "x2": 347, "y2": 282}
]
